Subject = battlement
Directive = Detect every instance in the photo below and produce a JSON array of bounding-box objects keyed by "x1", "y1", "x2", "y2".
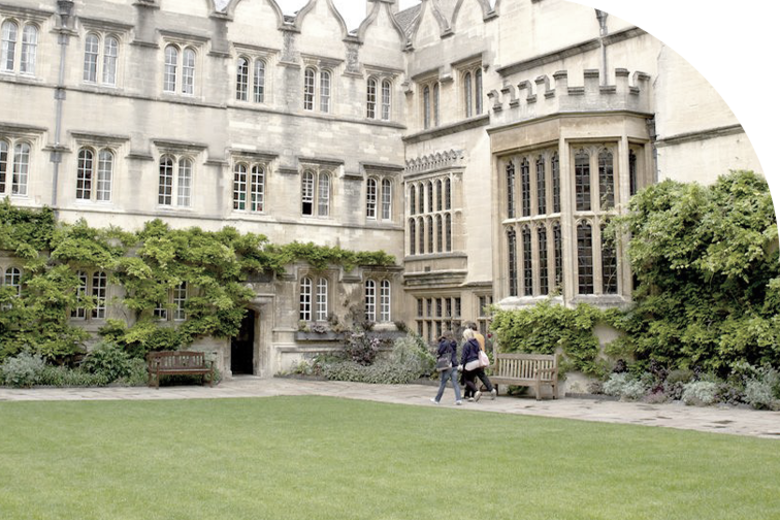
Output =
[
  {"x1": 487, "y1": 69, "x2": 652, "y2": 125},
  {"x1": 405, "y1": 149, "x2": 464, "y2": 175}
]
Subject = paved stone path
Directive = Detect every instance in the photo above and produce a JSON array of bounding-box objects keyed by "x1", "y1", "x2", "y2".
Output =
[{"x1": 1, "y1": 376, "x2": 779, "y2": 439}]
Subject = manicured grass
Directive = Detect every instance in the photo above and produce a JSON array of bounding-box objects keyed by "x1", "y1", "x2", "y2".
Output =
[{"x1": 1, "y1": 396, "x2": 778, "y2": 520}]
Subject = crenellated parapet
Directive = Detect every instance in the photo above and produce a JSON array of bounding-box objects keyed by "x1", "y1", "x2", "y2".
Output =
[
  {"x1": 405, "y1": 149, "x2": 464, "y2": 175},
  {"x1": 487, "y1": 69, "x2": 652, "y2": 126}
]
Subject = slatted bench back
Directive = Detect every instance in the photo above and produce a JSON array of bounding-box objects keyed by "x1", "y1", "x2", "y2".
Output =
[
  {"x1": 150, "y1": 351, "x2": 207, "y2": 370},
  {"x1": 495, "y1": 353, "x2": 557, "y2": 381}
]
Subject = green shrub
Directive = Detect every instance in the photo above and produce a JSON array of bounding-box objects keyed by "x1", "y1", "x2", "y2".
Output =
[
  {"x1": 681, "y1": 381, "x2": 719, "y2": 406},
  {"x1": 743, "y1": 379, "x2": 776, "y2": 410},
  {"x1": 81, "y1": 342, "x2": 132, "y2": 382},
  {"x1": 602, "y1": 372, "x2": 650, "y2": 401},
  {"x1": 38, "y1": 365, "x2": 110, "y2": 387},
  {"x1": 0, "y1": 352, "x2": 46, "y2": 388},
  {"x1": 114, "y1": 358, "x2": 149, "y2": 387}
]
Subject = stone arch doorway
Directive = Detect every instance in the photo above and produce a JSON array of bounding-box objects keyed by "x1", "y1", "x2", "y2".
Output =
[{"x1": 231, "y1": 309, "x2": 256, "y2": 375}]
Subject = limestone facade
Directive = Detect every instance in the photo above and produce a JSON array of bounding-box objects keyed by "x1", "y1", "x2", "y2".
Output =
[{"x1": 0, "y1": 0, "x2": 763, "y2": 376}]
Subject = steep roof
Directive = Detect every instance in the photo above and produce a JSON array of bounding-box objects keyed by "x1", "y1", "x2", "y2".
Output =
[{"x1": 394, "y1": 4, "x2": 421, "y2": 35}]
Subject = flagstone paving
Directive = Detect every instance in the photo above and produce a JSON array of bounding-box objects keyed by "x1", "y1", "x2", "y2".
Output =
[{"x1": 1, "y1": 376, "x2": 779, "y2": 439}]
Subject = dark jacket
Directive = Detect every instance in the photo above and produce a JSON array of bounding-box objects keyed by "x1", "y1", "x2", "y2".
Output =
[
  {"x1": 437, "y1": 339, "x2": 457, "y2": 367},
  {"x1": 460, "y1": 338, "x2": 481, "y2": 367}
]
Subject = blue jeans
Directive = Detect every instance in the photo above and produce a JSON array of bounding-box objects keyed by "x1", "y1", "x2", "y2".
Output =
[{"x1": 434, "y1": 367, "x2": 462, "y2": 402}]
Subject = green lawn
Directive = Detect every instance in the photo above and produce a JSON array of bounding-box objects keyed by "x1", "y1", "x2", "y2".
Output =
[{"x1": 1, "y1": 396, "x2": 778, "y2": 520}]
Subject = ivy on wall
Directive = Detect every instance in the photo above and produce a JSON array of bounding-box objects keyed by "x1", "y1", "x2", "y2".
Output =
[
  {"x1": 0, "y1": 199, "x2": 395, "y2": 362},
  {"x1": 492, "y1": 171, "x2": 780, "y2": 377}
]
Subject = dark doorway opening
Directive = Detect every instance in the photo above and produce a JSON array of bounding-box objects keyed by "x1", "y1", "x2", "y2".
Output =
[{"x1": 231, "y1": 309, "x2": 255, "y2": 375}]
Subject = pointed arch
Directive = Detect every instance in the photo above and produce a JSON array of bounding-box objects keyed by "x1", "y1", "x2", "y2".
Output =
[
  {"x1": 356, "y1": 0, "x2": 407, "y2": 44},
  {"x1": 451, "y1": 0, "x2": 494, "y2": 30},
  {"x1": 294, "y1": 0, "x2": 349, "y2": 40},
  {"x1": 225, "y1": 0, "x2": 286, "y2": 27}
]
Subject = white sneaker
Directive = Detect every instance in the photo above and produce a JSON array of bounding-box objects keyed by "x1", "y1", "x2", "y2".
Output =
[
  {"x1": 455, "y1": 400, "x2": 463, "y2": 405},
  {"x1": 467, "y1": 397, "x2": 475, "y2": 402},
  {"x1": 490, "y1": 389, "x2": 497, "y2": 400},
  {"x1": 474, "y1": 391, "x2": 482, "y2": 402},
  {"x1": 430, "y1": 398, "x2": 439, "y2": 404}
]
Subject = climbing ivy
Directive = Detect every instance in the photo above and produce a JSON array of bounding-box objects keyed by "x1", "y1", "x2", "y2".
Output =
[
  {"x1": 492, "y1": 171, "x2": 779, "y2": 378},
  {"x1": 490, "y1": 300, "x2": 611, "y2": 377},
  {"x1": 0, "y1": 203, "x2": 395, "y2": 363}
]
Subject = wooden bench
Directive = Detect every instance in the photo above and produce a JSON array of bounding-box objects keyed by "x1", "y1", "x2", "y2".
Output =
[
  {"x1": 147, "y1": 351, "x2": 215, "y2": 389},
  {"x1": 490, "y1": 353, "x2": 558, "y2": 400}
]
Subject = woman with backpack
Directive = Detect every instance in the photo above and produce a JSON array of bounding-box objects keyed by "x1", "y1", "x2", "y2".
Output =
[{"x1": 430, "y1": 331, "x2": 463, "y2": 405}]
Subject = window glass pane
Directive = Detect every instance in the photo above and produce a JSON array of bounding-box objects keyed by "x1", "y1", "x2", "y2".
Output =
[
  {"x1": 76, "y1": 148, "x2": 93, "y2": 200},
  {"x1": 182, "y1": 48, "x2": 195, "y2": 95},
  {"x1": 423, "y1": 86, "x2": 430, "y2": 129},
  {"x1": 433, "y1": 83, "x2": 440, "y2": 126},
  {"x1": 254, "y1": 60, "x2": 265, "y2": 103},
  {"x1": 380, "y1": 281, "x2": 390, "y2": 322},
  {"x1": 577, "y1": 222, "x2": 594, "y2": 294},
  {"x1": 366, "y1": 79, "x2": 376, "y2": 119},
  {"x1": 409, "y1": 219, "x2": 416, "y2": 256},
  {"x1": 552, "y1": 152, "x2": 560, "y2": 213},
  {"x1": 301, "y1": 171, "x2": 314, "y2": 215},
  {"x1": 475, "y1": 69, "x2": 483, "y2": 114},
  {"x1": 20, "y1": 25, "x2": 37, "y2": 75},
  {"x1": 96, "y1": 149, "x2": 112, "y2": 201},
  {"x1": 381, "y1": 179, "x2": 392, "y2": 220},
  {"x1": 520, "y1": 158, "x2": 530, "y2": 217},
  {"x1": 71, "y1": 270, "x2": 87, "y2": 319},
  {"x1": 0, "y1": 140, "x2": 7, "y2": 193},
  {"x1": 536, "y1": 155, "x2": 546, "y2": 215},
  {"x1": 381, "y1": 80, "x2": 391, "y2": 120},
  {"x1": 317, "y1": 172, "x2": 330, "y2": 217},
  {"x1": 102, "y1": 36, "x2": 118, "y2": 85},
  {"x1": 177, "y1": 158, "x2": 192, "y2": 206},
  {"x1": 599, "y1": 149, "x2": 614, "y2": 210},
  {"x1": 1, "y1": 21, "x2": 17, "y2": 71},
  {"x1": 84, "y1": 34, "x2": 99, "y2": 82},
  {"x1": 538, "y1": 226, "x2": 549, "y2": 295},
  {"x1": 464, "y1": 72, "x2": 472, "y2": 118},
  {"x1": 506, "y1": 161, "x2": 515, "y2": 218},
  {"x1": 12, "y1": 143, "x2": 29, "y2": 195},
  {"x1": 629, "y1": 150, "x2": 638, "y2": 197},
  {"x1": 365, "y1": 280, "x2": 376, "y2": 322},
  {"x1": 91, "y1": 271, "x2": 107, "y2": 319},
  {"x1": 601, "y1": 224, "x2": 618, "y2": 294},
  {"x1": 507, "y1": 229, "x2": 517, "y2": 297},
  {"x1": 320, "y1": 71, "x2": 330, "y2": 113},
  {"x1": 436, "y1": 215, "x2": 443, "y2": 253},
  {"x1": 316, "y1": 278, "x2": 328, "y2": 321},
  {"x1": 304, "y1": 68, "x2": 315, "y2": 110},
  {"x1": 250, "y1": 165, "x2": 264, "y2": 212},
  {"x1": 523, "y1": 226, "x2": 533, "y2": 296},
  {"x1": 173, "y1": 282, "x2": 187, "y2": 321},
  {"x1": 299, "y1": 277, "x2": 312, "y2": 321},
  {"x1": 164, "y1": 45, "x2": 177, "y2": 92},
  {"x1": 233, "y1": 163, "x2": 247, "y2": 210},
  {"x1": 236, "y1": 57, "x2": 248, "y2": 101},
  {"x1": 158, "y1": 156, "x2": 174, "y2": 205},
  {"x1": 418, "y1": 217, "x2": 424, "y2": 254},
  {"x1": 575, "y1": 150, "x2": 591, "y2": 211},
  {"x1": 366, "y1": 178, "x2": 377, "y2": 218}
]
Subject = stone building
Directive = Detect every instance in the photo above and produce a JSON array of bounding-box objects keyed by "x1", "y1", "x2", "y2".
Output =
[{"x1": 0, "y1": 0, "x2": 762, "y2": 376}]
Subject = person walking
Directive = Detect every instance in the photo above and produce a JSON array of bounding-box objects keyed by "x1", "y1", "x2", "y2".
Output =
[
  {"x1": 460, "y1": 328, "x2": 496, "y2": 402},
  {"x1": 467, "y1": 322, "x2": 496, "y2": 400},
  {"x1": 431, "y1": 331, "x2": 463, "y2": 405}
]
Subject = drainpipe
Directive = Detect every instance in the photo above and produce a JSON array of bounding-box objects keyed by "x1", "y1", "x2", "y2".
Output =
[
  {"x1": 51, "y1": 0, "x2": 74, "y2": 213},
  {"x1": 595, "y1": 9, "x2": 609, "y2": 84}
]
